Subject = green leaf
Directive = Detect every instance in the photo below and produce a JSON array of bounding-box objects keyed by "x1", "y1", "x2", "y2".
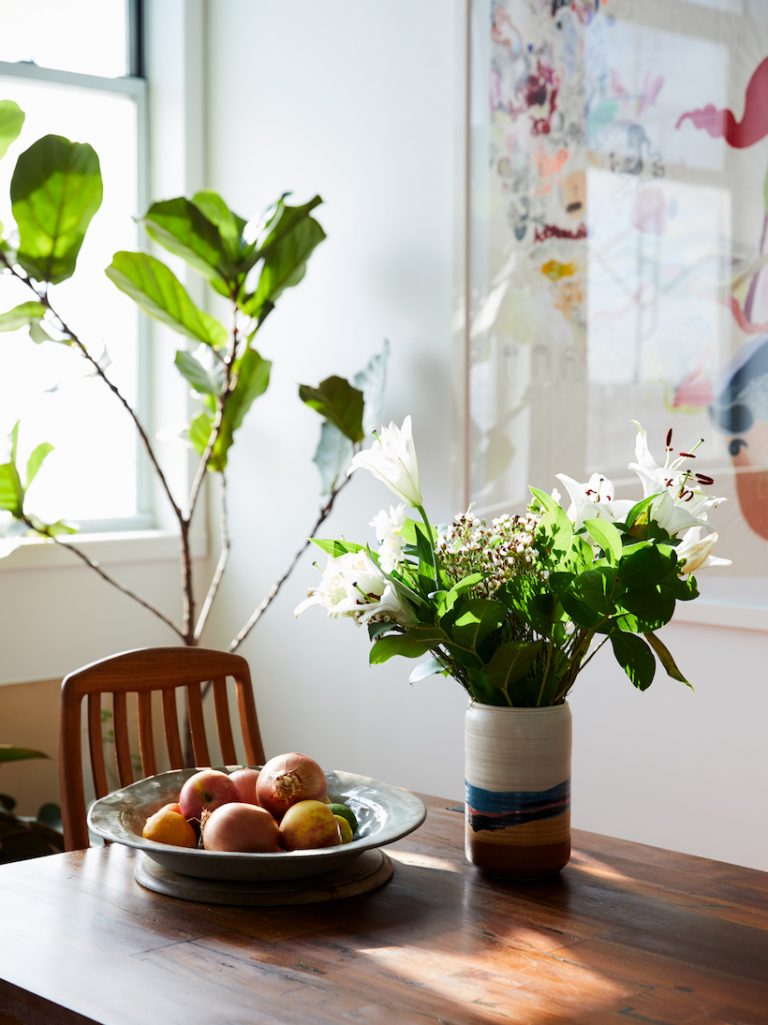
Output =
[
  {"x1": 583, "y1": 517, "x2": 623, "y2": 563},
  {"x1": 310, "y1": 538, "x2": 364, "y2": 557},
  {"x1": 0, "y1": 745, "x2": 48, "y2": 763},
  {"x1": 143, "y1": 197, "x2": 234, "y2": 291},
  {"x1": 625, "y1": 494, "x2": 657, "y2": 531},
  {"x1": 242, "y1": 195, "x2": 326, "y2": 317},
  {"x1": 11, "y1": 134, "x2": 102, "y2": 283},
  {"x1": 311, "y1": 421, "x2": 353, "y2": 497},
  {"x1": 571, "y1": 567, "x2": 617, "y2": 616},
  {"x1": 0, "y1": 100, "x2": 25, "y2": 159},
  {"x1": 191, "y1": 191, "x2": 247, "y2": 262},
  {"x1": 299, "y1": 375, "x2": 365, "y2": 443},
  {"x1": 447, "y1": 598, "x2": 505, "y2": 653},
  {"x1": 174, "y1": 350, "x2": 219, "y2": 396},
  {"x1": 188, "y1": 410, "x2": 213, "y2": 454},
  {"x1": 0, "y1": 427, "x2": 23, "y2": 516},
  {"x1": 610, "y1": 633, "x2": 656, "y2": 691},
  {"x1": 25, "y1": 442, "x2": 53, "y2": 488},
  {"x1": 370, "y1": 630, "x2": 445, "y2": 665},
  {"x1": 485, "y1": 640, "x2": 544, "y2": 692},
  {"x1": 106, "y1": 251, "x2": 227, "y2": 348},
  {"x1": 644, "y1": 631, "x2": 692, "y2": 688},
  {"x1": 0, "y1": 301, "x2": 45, "y2": 332},
  {"x1": 408, "y1": 655, "x2": 447, "y2": 683},
  {"x1": 206, "y1": 349, "x2": 272, "y2": 471},
  {"x1": 355, "y1": 339, "x2": 389, "y2": 432}
]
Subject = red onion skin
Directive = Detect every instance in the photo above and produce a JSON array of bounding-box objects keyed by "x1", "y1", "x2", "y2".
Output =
[{"x1": 256, "y1": 753, "x2": 328, "y2": 819}]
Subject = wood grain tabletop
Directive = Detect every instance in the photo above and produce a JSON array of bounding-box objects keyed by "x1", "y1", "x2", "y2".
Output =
[{"x1": 1, "y1": 795, "x2": 766, "y2": 1025}]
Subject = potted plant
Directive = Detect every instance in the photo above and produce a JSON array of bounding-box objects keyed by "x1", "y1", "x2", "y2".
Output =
[{"x1": 295, "y1": 417, "x2": 729, "y2": 878}]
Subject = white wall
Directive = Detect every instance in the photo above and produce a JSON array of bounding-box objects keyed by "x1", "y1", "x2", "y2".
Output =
[{"x1": 203, "y1": 0, "x2": 768, "y2": 871}]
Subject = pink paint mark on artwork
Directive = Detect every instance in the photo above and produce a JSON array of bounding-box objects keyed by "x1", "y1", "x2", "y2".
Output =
[
  {"x1": 534, "y1": 223, "x2": 587, "y2": 243},
  {"x1": 676, "y1": 56, "x2": 768, "y2": 149},
  {"x1": 728, "y1": 296, "x2": 768, "y2": 335},
  {"x1": 672, "y1": 353, "x2": 714, "y2": 409}
]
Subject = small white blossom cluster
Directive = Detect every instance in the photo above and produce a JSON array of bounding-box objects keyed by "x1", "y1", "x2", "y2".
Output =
[{"x1": 437, "y1": 509, "x2": 542, "y2": 597}]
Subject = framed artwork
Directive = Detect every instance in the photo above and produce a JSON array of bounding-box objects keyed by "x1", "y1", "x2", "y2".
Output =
[{"x1": 464, "y1": 0, "x2": 768, "y2": 628}]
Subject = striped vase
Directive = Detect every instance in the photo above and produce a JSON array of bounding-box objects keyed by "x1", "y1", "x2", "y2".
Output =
[{"x1": 464, "y1": 702, "x2": 572, "y2": 878}]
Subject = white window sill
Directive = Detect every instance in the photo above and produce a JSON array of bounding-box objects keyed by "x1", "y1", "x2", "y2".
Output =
[{"x1": 0, "y1": 527, "x2": 207, "y2": 573}]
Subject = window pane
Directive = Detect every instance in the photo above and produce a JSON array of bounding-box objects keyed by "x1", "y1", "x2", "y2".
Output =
[
  {"x1": 0, "y1": 76, "x2": 141, "y2": 525},
  {"x1": 0, "y1": 0, "x2": 130, "y2": 78}
]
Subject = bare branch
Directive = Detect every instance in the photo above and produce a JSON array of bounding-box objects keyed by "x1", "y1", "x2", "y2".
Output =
[
  {"x1": 193, "y1": 473, "x2": 232, "y2": 643},
  {"x1": 23, "y1": 519, "x2": 185, "y2": 641},
  {"x1": 228, "y1": 475, "x2": 352, "y2": 653}
]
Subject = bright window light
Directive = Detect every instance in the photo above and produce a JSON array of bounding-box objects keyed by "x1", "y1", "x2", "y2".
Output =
[{"x1": 0, "y1": 0, "x2": 130, "y2": 78}]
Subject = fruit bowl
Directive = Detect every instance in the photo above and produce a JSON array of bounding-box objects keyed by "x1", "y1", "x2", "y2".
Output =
[{"x1": 87, "y1": 767, "x2": 427, "y2": 882}]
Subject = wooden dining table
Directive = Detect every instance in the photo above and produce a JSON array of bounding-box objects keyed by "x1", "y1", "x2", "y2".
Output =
[{"x1": 1, "y1": 794, "x2": 766, "y2": 1025}]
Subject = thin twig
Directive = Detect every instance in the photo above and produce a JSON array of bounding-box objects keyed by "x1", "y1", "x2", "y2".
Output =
[
  {"x1": 228, "y1": 475, "x2": 352, "y2": 653},
  {"x1": 24, "y1": 520, "x2": 185, "y2": 640},
  {"x1": 193, "y1": 473, "x2": 231, "y2": 643}
]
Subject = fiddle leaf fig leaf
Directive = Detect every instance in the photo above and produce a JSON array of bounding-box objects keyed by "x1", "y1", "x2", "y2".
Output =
[
  {"x1": 355, "y1": 339, "x2": 389, "y2": 432},
  {"x1": 241, "y1": 195, "x2": 325, "y2": 317},
  {"x1": 203, "y1": 349, "x2": 272, "y2": 471},
  {"x1": 188, "y1": 410, "x2": 213, "y2": 455},
  {"x1": 0, "y1": 301, "x2": 46, "y2": 332},
  {"x1": 312, "y1": 420, "x2": 353, "y2": 497},
  {"x1": 174, "y1": 350, "x2": 219, "y2": 396},
  {"x1": 11, "y1": 134, "x2": 102, "y2": 284},
  {"x1": 143, "y1": 197, "x2": 234, "y2": 293},
  {"x1": 0, "y1": 458, "x2": 23, "y2": 516},
  {"x1": 191, "y1": 191, "x2": 247, "y2": 263},
  {"x1": 299, "y1": 375, "x2": 365, "y2": 443},
  {"x1": 106, "y1": 251, "x2": 227, "y2": 348},
  {"x1": 26, "y1": 442, "x2": 53, "y2": 488},
  {"x1": 0, "y1": 100, "x2": 25, "y2": 159}
]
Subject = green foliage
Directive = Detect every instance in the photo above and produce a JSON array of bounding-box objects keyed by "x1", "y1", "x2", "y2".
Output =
[
  {"x1": 0, "y1": 102, "x2": 389, "y2": 655},
  {"x1": 299, "y1": 376, "x2": 365, "y2": 443},
  {"x1": 0, "y1": 745, "x2": 63, "y2": 863},
  {"x1": 11, "y1": 134, "x2": 102, "y2": 284},
  {"x1": 106, "y1": 251, "x2": 227, "y2": 348},
  {"x1": 0, "y1": 99, "x2": 25, "y2": 159}
]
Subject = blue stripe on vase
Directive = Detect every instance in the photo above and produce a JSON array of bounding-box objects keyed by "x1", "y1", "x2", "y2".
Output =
[{"x1": 465, "y1": 778, "x2": 570, "y2": 832}]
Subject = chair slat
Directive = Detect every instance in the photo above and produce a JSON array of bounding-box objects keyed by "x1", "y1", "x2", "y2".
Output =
[
  {"x1": 137, "y1": 691, "x2": 157, "y2": 777},
  {"x1": 162, "y1": 688, "x2": 184, "y2": 769},
  {"x1": 88, "y1": 694, "x2": 109, "y2": 799},
  {"x1": 235, "y1": 680, "x2": 264, "y2": 766},
  {"x1": 186, "y1": 682, "x2": 210, "y2": 766},
  {"x1": 112, "y1": 692, "x2": 134, "y2": 786},
  {"x1": 212, "y1": 677, "x2": 237, "y2": 764}
]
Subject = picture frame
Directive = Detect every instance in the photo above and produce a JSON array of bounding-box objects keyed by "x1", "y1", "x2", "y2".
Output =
[{"x1": 462, "y1": 0, "x2": 768, "y2": 630}]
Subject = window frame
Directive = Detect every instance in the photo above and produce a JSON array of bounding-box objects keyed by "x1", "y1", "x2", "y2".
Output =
[{"x1": 0, "y1": 0, "x2": 209, "y2": 582}]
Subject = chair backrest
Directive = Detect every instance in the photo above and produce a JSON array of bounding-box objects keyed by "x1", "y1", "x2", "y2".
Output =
[{"x1": 59, "y1": 646, "x2": 265, "y2": 851}]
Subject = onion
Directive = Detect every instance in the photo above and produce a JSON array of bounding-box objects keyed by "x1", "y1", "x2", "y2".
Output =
[
  {"x1": 228, "y1": 767, "x2": 261, "y2": 805},
  {"x1": 256, "y1": 752, "x2": 328, "y2": 819},
  {"x1": 201, "y1": 802, "x2": 280, "y2": 853}
]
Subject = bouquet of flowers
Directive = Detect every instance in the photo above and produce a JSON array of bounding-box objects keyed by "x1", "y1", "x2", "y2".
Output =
[{"x1": 295, "y1": 417, "x2": 729, "y2": 707}]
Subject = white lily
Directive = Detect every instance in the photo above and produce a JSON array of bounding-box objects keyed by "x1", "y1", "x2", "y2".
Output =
[
  {"x1": 370, "y1": 503, "x2": 408, "y2": 573},
  {"x1": 629, "y1": 421, "x2": 725, "y2": 535},
  {"x1": 347, "y1": 416, "x2": 423, "y2": 509},
  {"x1": 294, "y1": 549, "x2": 416, "y2": 626},
  {"x1": 555, "y1": 472, "x2": 633, "y2": 529},
  {"x1": 675, "y1": 527, "x2": 731, "y2": 575}
]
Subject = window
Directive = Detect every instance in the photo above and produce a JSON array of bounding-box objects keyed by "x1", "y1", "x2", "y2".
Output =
[{"x1": 0, "y1": 0, "x2": 149, "y2": 530}]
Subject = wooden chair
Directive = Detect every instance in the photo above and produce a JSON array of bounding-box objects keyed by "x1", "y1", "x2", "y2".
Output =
[{"x1": 59, "y1": 647, "x2": 265, "y2": 851}]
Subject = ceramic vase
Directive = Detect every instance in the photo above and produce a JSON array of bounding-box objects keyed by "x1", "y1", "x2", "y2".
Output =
[{"x1": 464, "y1": 702, "x2": 572, "y2": 879}]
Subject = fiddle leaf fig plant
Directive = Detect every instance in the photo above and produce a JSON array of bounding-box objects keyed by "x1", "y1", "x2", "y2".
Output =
[{"x1": 0, "y1": 98, "x2": 387, "y2": 652}]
